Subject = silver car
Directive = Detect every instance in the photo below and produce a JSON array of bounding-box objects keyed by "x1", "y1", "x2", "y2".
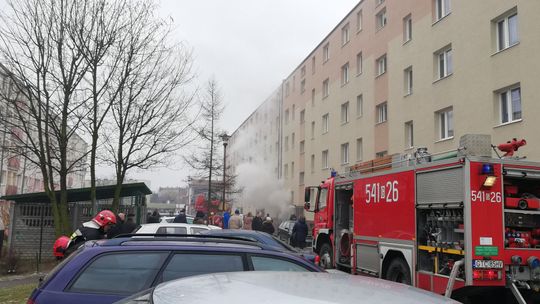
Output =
[{"x1": 117, "y1": 271, "x2": 459, "y2": 304}]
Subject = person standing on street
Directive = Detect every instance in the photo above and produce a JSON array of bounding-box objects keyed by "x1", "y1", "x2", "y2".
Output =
[
  {"x1": 173, "y1": 208, "x2": 187, "y2": 223},
  {"x1": 251, "y1": 212, "x2": 263, "y2": 231},
  {"x1": 0, "y1": 213, "x2": 5, "y2": 258},
  {"x1": 228, "y1": 209, "x2": 243, "y2": 229},
  {"x1": 261, "y1": 217, "x2": 275, "y2": 235},
  {"x1": 291, "y1": 215, "x2": 308, "y2": 249},
  {"x1": 243, "y1": 212, "x2": 253, "y2": 230},
  {"x1": 147, "y1": 209, "x2": 160, "y2": 223},
  {"x1": 223, "y1": 209, "x2": 231, "y2": 229}
]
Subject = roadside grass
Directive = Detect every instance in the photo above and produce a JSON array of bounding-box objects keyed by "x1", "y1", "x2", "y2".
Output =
[{"x1": 0, "y1": 283, "x2": 35, "y2": 304}]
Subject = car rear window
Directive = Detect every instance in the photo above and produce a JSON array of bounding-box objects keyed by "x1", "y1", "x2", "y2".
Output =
[
  {"x1": 40, "y1": 245, "x2": 83, "y2": 287},
  {"x1": 190, "y1": 227, "x2": 208, "y2": 234},
  {"x1": 161, "y1": 253, "x2": 244, "y2": 282},
  {"x1": 68, "y1": 252, "x2": 168, "y2": 294},
  {"x1": 156, "y1": 227, "x2": 187, "y2": 234},
  {"x1": 251, "y1": 256, "x2": 310, "y2": 272}
]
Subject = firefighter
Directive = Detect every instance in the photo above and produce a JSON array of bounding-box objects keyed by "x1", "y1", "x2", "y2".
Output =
[{"x1": 53, "y1": 210, "x2": 117, "y2": 259}]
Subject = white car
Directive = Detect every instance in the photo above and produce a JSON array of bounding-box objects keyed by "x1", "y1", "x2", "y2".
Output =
[
  {"x1": 118, "y1": 271, "x2": 460, "y2": 304},
  {"x1": 134, "y1": 223, "x2": 221, "y2": 235},
  {"x1": 159, "y1": 215, "x2": 194, "y2": 224}
]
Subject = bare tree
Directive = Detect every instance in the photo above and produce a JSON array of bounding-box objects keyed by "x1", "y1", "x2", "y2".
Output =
[
  {"x1": 101, "y1": 4, "x2": 196, "y2": 212},
  {"x1": 0, "y1": 0, "x2": 92, "y2": 235},
  {"x1": 184, "y1": 79, "x2": 225, "y2": 210}
]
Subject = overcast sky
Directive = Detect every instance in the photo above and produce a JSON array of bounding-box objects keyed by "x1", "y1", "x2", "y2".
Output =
[{"x1": 136, "y1": 0, "x2": 359, "y2": 190}]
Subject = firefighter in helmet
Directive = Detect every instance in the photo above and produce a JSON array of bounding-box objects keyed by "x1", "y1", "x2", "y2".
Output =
[{"x1": 53, "y1": 210, "x2": 117, "y2": 259}]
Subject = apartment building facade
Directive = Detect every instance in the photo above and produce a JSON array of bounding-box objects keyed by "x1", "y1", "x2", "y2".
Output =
[{"x1": 229, "y1": 0, "x2": 540, "y2": 212}]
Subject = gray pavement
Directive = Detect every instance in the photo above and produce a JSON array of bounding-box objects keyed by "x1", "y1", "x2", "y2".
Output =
[{"x1": 0, "y1": 272, "x2": 44, "y2": 289}]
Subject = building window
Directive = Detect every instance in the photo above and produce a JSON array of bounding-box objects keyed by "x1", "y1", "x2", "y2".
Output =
[
  {"x1": 403, "y1": 14, "x2": 412, "y2": 42},
  {"x1": 291, "y1": 161, "x2": 295, "y2": 178},
  {"x1": 284, "y1": 164, "x2": 288, "y2": 179},
  {"x1": 312, "y1": 57, "x2": 316, "y2": 74},
  {"x1": 299, "y1": 172, "x2": 305, "y2": 185},
  {"x1": 435, "y1": 0, "x2": 451, "y2": 21},
  {"x1": 341, "y1": 63, "x2": 349, "y2": 85},
  {"x1": 310, "y1": 154, "x2": 315, "y2": 173},
  {"x1": 292, "y1": 104, "x2": 295, "y2": 121},
  {"x1": 285, "y1": 82, "x2": 290, "y2": 97},
  {"x1": 311, "y1": 121, "x2": 315, "y2": 139},
  {"x1": 342, "y1": 23, "x2": 350, "y2": 45},
  {"x1": 341, "y1": 143, "x2": 349, "y2": 165},
  {"x1": 376, "y1": 102, "x2": 388, "y2": 123},
  {"x1": 341, "y1": 102, "x2": 349, "y2": 124},
  {"x1": 405, "y1": 121, "x2": 414, "y2": 148},
  {"x1": 356, "y1": 94, "x2": 363, "y2": 117},
  {"x1": 322, "y1": 150, "x2": 329, "y2": 169},
  {"x1": 376, "y1": 0, "x2": 385, "y2": 6},
  {"x1": 300, "y1": 110, "x2": 305, "y2": 124},
  {"x1": 356, "y1": 138, "x2": 363, "y2": 161},
  {"x1": 301, "y1": 66, "x2": 306, "y2": 77},
  {"x1": 404, "y1": 66, "x2": 413, "y2": 95},
  {"x1": 436, "y1": 47, "x2": 452, "y2": 79},
  {"x1": 499, "y1": 87, "x2": 521, "y2": 124},
  {"x1": 495, "y1": 12, "x2": 518, "y2": 51},
  {"x1": 322, "y1": 114, "x2": 329, "y2": 133},
  {"x1": 438, "y1": 108, "x2": 454, "y2": 140},
  {"x1": 376, "y1": 8, "x2": 387, "y2": 30},
  {"x1": 356, "y1": 9, "x2": 363, "y2": 32},
  {"x1": 376, "y1": 54, "x2": 387, "y2": 76},
  {"x1": 284, "y1": 109, "x2": 289, "y2": 125},
  {"x1": 300, "y1": 79, "x2": 306, "y2": 94},
  {"x1": 323, "y1": 43, "x2": 330, "y2": 62},
  {"x1": 300, "y1": 140, "x2": 305, "y2": 154},
  {"x1": 376, "y1": 151, "x2": 388, "y2": 158},
  {"x1": 285, "y1": 136, "x2": 289, "y2": 151},
  {"x1": 356, "y1": 52, "x2": 363, "y2": 75},
  {"x1": 323, "y1": 78, "x2": 329, "y2": 98},
  {"x1": 291, "y1": 133, "x2": 295, "y2": 149}
]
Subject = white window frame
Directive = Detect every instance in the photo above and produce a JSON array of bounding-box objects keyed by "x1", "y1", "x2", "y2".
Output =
[
  {"x1": 292, "y1": 105, "x2": 295, "y2": 121},
  {"x1": 312, "y1": 57, "x2": 316, "y2": 74},
  {"x1": 356, "y1": 94, "x2": 363, "y2": 117},
  {"x1": 405, "y1": 121, "x2": 414, "y2": 148},
  {"x1": 323, "y1": 78, "x2": 329, "y2": 98},
  {"x1": 301, "y1": 66, "x2": 306, "y2": 77},
  {"x1": 403, "y1": 14, "x2": 412, "y2": 42},
  {"x1": 322, "y1": 114, "x2": 329, "y2": 133},
  {"x1": 311, "y1": 121, "x2": 315, "y2": 139},
  {"x1": 299, "y1": 171, "x2": 305, "y2": 185},
  {"x1": 300, "y1": 140, "x2": 305, "y2": 154},
  {"x1": 376, "y1": 8, "x2": 387, "y2": 30},
  {"x1": 341, "y1": 143, "x2": 349, "y2": 165},
  {"x1": 322, "y1": 150, "x2": 329, "y2": 169},
  {"x1": 499, "y1": 87, "x2": 521, "y2": 124},
  {"x1": 300, "y1": 79, "x2": 306, "y2": 94},
  {"x1": 323, "y1": 43, "x2": 330, "y2": 62},
  {"x1": 404, "y1": 66, "x2": 413, "y2": 95},
  {"x1": 376, "y1": 55, "x2": 387, "y2": 76},
  {"x1": 376, "y1": 102, "x2": 388, "y2": 123},
  {"x1": 284, "y1": 109, "x2": 289, "y2": 125},
  {"x1": 341, "y1": 102, "x2": 349, "y2": 124},
  {"x1": 310, "y1": 155, "x2": 315, "y2": 173},
  {"x1": 435, "y1": 0, "x2": 451, "y2": 21},
  {"x1": 356, "y1": 138, "x2": 363, "y2": 161},
  {"x1": 285, "y1": 136, "x2": 289, "y2": 151},
  {"x1": 300, "y1": 110, "x2": 305, "y2": 124},
  {"x1": 437, "y1": 48, "x2": 452, "y2": 79},
  {"x1": 284, "y1": 164, "x2": 288, "y2": 179},
  {"x1": 311, "y1": 89, "x2": 315, "y2": 106},
  {"x1": 356, "y1": 52, "x2": 363, "y2": 75},
  {"x1": 341, "y1": 63, "x2": 349, "y2": 85},
  {"x1": 341, "y1": 23, "x2": 350, "y2": 46},
  {"x1": 496, "y1": 13, "x2": 518, "y2": 51},
  {"x1": 291, "y1": 133, "x2": 295, "y2": 149},
  {"x1": 438, "y1": 108, "x2": 454, "y2": 140},
  {"x1": 356, "y1": 9, "x2": 363, "y2": 32}
]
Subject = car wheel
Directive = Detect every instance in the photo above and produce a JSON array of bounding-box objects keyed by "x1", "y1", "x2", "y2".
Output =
[
  {"x1": 319, "y1": 243, "x2": 334, "y2": 269},
  {"x1": 385, "y1": 258, "x2": 411, "y2": 285}
]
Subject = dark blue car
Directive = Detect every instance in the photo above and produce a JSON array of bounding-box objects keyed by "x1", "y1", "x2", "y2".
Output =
[
  {"x1": 28, "y1": 235, "x2": 322, "y2": 304},
  {"x1": 200, "y1": 229, "x2": 317, "y2": 263}
]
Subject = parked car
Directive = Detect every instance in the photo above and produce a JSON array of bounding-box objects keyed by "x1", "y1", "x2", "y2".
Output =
[
  {"x1": 277, "y1": 220, "x2": 314, "y2": 247},
  {"x1": 133, "y1": 223, "x2": 220, "y2": 235},
  {"x1": 159, "y1": 215, "x2": 194, "y2": 224},
  {"x1": 117, "y1": 271, "x2": 460, "y2": 304},
  {"x1": 200, "y1": 229, "x2": 317, "y2": 263},
  {"x1": 28, "y1": 235, "x2": 323, "y2": 304}
]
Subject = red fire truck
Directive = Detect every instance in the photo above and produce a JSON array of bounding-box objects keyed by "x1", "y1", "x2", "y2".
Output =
[{"x1": 304, "y1": 135, "x2": 539, "y2": 302}]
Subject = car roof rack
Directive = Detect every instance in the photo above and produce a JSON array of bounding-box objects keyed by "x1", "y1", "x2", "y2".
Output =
[{"x1": 104, "y1": 233, "x2": 266, "y2": 248}]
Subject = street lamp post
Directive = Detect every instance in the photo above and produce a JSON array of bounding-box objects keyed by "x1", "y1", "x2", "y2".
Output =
[{"x1": 220, "y1": 133, "x2": 230, "y2": 211}]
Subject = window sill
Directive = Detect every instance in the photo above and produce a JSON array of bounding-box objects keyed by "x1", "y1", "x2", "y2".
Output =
[
  {"x1": 375, "y1": 120, "x2": 387, "y2": 126},
  {"x1": 341, "y1": 41, "x2": 350, "y2": 48},
  {"x1": 341, "y1": 162, "x2": 349, "y2": 166},
  {"x1": 341, "y1": 121, "x2": 349, "y2": 126},
  {"x1": 341, "y1": 81, "x2": 349, "y2": 88},
  {"x1": 322, "y1": 131, "x2": 329, "y2": 135},
  {"x1": 322, "y1": 95, "x2": 329, "y2": 100},
  {"x1": 356, "y1": 159, "x2": 363, "y2": 163},
  {"x1": 356, "y1": 28, "x2": 363, "y2": 35},
  {"x1": 356, "y1": 115, "x2": 363, "y2": 119},
  {"x1": 435, "y1": 136, "x2": 454, "y2": 143},
  {"x1": 433, "y1": 73, "x2": 453, "y2": 84},
  {"x1": 356, "y1": 72, "x2": 363, "y2": 77},
  {"x1": 493, "y1": 119, "x2": 522, "y2": 129},
  {"x1": 376, "y1": 25, "x2": 386, "y2": 33},
  {"x1": 491, "y1": 42, "x2": 520, "y2": 57},
  {"x1": 322, "y1": 167, "x2": 329, "y2": 171},
  {"x1": 404, "y1": 92, "x2": 413, "y2": 98},
  {"x1": 375, "y1": 71, "x2": 386, "y2": 79},
  {"x1": 402, "y1": 39, "x2": 412, "y2": 46},
  {"x1": 432, "y1": 13, "x2": 451, "y2": 26}
]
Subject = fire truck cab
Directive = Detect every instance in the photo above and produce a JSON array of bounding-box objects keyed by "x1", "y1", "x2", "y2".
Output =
[{"x1": 304, "y1": 135, "x2": 540, "y2": 303}]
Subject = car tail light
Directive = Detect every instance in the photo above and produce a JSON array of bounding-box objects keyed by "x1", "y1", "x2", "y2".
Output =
[
  {"x1": 26, "y1": 299, "x2": 35, "y2": 304},
  {"x1": 472, "y1": 269, "x2": 502, "y2": 280},
  {"x1": 314, "y1": 255, "x2": 321, "y2": 265}
]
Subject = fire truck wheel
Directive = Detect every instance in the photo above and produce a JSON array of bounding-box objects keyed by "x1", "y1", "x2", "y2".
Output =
[
  {"x1": 319, "y1": 243, "x2": 333, "y2": 269},
  {"x1": 385, "y1": 258, "x2": 411, "y2": 285}
]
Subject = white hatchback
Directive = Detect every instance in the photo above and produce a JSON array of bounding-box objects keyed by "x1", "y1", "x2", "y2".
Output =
[{"x1": 134, "y1": 223, "x2": 221, "y2": 235}]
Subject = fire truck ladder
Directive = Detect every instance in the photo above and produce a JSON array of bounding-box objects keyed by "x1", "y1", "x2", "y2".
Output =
[
  {"x1": 444, "y1": 259, "x2": 464, "y2": 298},
  {"x1": 509, "y1": 281, "x2": 528, "y2": 304}
]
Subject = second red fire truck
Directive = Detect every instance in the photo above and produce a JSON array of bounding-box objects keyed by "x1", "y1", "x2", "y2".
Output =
[{"x1": 304, "y1": 135, "x2": 539, "y2": 303}]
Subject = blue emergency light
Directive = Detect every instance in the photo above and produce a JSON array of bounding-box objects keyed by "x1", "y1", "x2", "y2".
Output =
[
  {"x1": 331, "y1": 169, "x2": 337, "y2": 177},
  {"x1": 481, "y1": 163, "x2": 494, "y2": 175}
]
